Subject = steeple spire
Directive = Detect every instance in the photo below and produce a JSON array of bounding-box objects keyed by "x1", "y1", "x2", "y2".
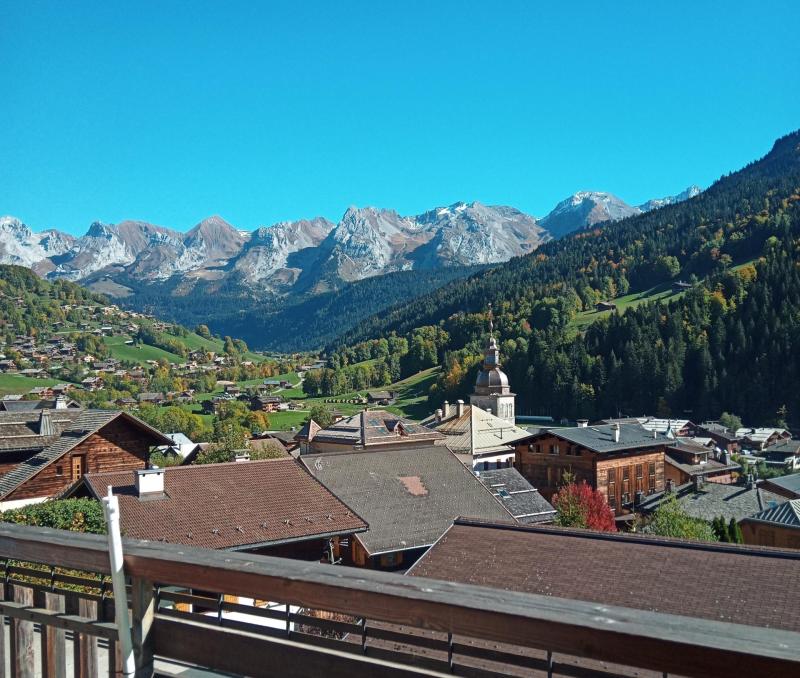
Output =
[{"x1": 488, "y1": 302, "x2": 494, "y2": 339}]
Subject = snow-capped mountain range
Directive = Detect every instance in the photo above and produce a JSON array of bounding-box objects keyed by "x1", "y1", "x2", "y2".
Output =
[{"x1": 0, "y1": 186, "x2": 700, "y2": 297}]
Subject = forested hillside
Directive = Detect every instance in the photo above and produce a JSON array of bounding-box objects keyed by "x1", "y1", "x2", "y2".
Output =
[
  {"x1": 332, "y1": 130, "x2": 800, "y2": 424},
  {"x1": 120, "y1": 263, "x2": 484, "y2": 351}
]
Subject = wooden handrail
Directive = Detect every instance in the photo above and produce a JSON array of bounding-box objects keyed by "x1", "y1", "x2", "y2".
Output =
[{"x1": 0, "y1": 523, "x2": 798, "y2": 678}]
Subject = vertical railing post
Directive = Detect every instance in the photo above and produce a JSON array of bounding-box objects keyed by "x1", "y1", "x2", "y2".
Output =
[
  {"x1": 0, "y1": 559, "x2": 7, "y2": 678},
  {"x1": 130, "y1": 578, "x2": 154, "y2": 678},
  {"x1": 447, "y1": 631, "x2": 454, "y2": 673},
  {"x1": 285, "y1": 603, "x2": 291, "y2": 638},
  {"x1": 77, "y1": 598, "x2": 99, "y2": 678},
  {"x1": 36, "y1": 588, "x2": 65, "y2": 678},
  {"x1": 10, "y1": 585, "x2": 34, "y2": 678},
  {"x1": 360, "y1": 617, "x2": 367, "y2": 654}
]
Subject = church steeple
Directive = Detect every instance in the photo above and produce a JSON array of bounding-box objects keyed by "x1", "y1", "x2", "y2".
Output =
[{"x1": 470, "y1": 305, "x2": 516, "y2": 424}]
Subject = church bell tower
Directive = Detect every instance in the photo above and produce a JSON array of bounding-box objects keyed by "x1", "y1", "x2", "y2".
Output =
[{"x1": 469, "y1": 304, "x2": 516, "y2": 425}]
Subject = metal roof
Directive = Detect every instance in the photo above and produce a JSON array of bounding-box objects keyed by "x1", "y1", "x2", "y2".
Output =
[{"x1": 745, "y1": 500, "x2": 800, "y2": 529}]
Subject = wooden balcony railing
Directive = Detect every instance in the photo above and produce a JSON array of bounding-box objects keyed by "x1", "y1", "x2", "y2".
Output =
[{"x1": 0, "y1": 522, "x2": 798, "y2": 678}]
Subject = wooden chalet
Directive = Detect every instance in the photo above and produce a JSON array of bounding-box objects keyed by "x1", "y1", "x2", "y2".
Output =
[
  {"x1": 0, "y1": 410, "x2": 173, "y2": 510},
  {"x1": 664, "y1": 438, "x2": 740, "y2": 486},
  {"x1": 515, "y1": 422, "x2": 667, "y2": 512}
]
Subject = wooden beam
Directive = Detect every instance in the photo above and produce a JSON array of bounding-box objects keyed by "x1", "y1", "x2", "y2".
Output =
[{"x1": 0, "y1": 601, "x2": 117, "y2": 641}]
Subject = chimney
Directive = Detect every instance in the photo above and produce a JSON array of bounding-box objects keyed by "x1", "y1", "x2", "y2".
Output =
[
  {"x1": 39, "y1": 410, "x2": 55, "y2": 437},
  {"x1": 577, "y1": 419, "x2": 588, "y2": 428},
  {"x1": 456, "y1": 400, "x2": 465, "y2": 417},
  {"x1": 135, "y1": 468, "x2": 165, "y2": 498},
  {"x1": 666, "y1": 478, "x2": 675, "y2": 493},
  {"x1": 653, "y1": 428, "x2": 658, "y2": 439},
  {"x1": 692, "y1": 474, "x2": 704, "y2": 491},
  {"x1": 435, "y1": 409, "x2": 443, "y2": 423},
  {"x1": 612, "y1": 423, "x2": 620, "y2": 443},
  {"x1": 55, "y1": 395, "x2": 68, "y2": 410},
  {"x1": 746, "y1": 473, "x2": 755, "y2": 490},
  {"x1": 442, "y1": 401, "x2": 450, "y2": 418},
  {"x1": 234, "y1": 452, "x2": 250, "y2": 462}
]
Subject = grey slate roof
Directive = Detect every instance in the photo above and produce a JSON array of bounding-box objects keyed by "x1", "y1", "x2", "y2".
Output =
[
  {"x1": 744, "y1": 499, "x2": 800, "y2": 529},
  {"x1": 533, "y1": 423, "x2": 665, "y2": 454},
  {"x1": 475, "y1": 468, "x2": 556, "y2": 524},
  {"x1": 301, "y1": 446, "x2": 512, "y2": 556},
  {"x1": 650, "y1": 482, "x2": 789, "y2": 523},
  {"x1": 0, "y1": 410, "x2": 84, "y2": 453},
  {"x1": 0, "y1": 410, "x2": 172, "y2": 500}
]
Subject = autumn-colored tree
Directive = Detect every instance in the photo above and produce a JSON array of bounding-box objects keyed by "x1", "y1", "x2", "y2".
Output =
[{"x1": 552, "y1": 479, "x2": 617, "y2": 532}]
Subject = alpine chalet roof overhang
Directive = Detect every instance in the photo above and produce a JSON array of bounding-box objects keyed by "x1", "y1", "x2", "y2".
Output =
[{"x1": 77, "y1": 458, "x2": 368, "y2": 550}]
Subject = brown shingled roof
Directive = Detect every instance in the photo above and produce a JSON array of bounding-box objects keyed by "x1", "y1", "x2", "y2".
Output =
[
  {"x1": 80, "y1": 458, "x2": 367, "y2": 550},
  {"x1": 410, "y1": 518, "x2": 800, "y2": 633}
]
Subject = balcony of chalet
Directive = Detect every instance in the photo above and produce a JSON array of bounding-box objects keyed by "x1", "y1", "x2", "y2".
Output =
[{"x1": 0, "y1": 521, "x2": 797, "y2": 678}]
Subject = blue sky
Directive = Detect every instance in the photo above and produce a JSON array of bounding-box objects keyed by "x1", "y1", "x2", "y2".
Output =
[{"x1": 2, "y1": 1, "x2": 798, "y2": 235}]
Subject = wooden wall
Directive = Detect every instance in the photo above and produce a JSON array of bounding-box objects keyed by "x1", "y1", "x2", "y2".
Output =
[
  {"x1": 596, "y1": 451, "x2": 664, "y2": 512},
  {"x1": 7, "y1": 418, "x2": 152, "y2": 501},
  {"x1": 515, "y1": 434, "x2": 665, "y2": 508},
  {"x1": 740, "y1": 521, "x2": 800, "y2": 550}
]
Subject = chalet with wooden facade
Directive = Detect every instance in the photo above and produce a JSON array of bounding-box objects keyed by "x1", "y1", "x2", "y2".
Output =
[
  {"x1": 697, "y1": 422, "x2": 741, "y2": 453},
  {"x1": 515, "y1": 422, "x2": 667, "y2": 512},
  {"x1": 302, "y1": 446, "x2": 512, "y2": 569},
  {"x1": 664, "y1": 438, "x2": 740, "y2": 486},
  {"x1": 740, "y1": 499, "x2": 800, "y2": 549},
  {"x1": 70, "y1": 459, "x2": 367, "y2": 559},
  {"x1": 0, "y1": 410, "x2": 173, "y2": 510}
]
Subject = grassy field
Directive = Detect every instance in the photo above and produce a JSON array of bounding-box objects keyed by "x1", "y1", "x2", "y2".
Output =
[
  {"x1": 169, "y1": 331, "x2": 224, "y2": 352},
  {"x1": 0, "y1": 374, "x2": 71, "y2": 397},
  {"x1": 301, "y1": 366, "x2": 441, "y2": 421},
  {"x1": 266, "y1": 410, "x2": 309, "y2": 430},
  {"x1": 568, "y1": 283, "x2": 688, "y2": 333},
  {"x1": 103, "y1": 335, "x2": 185, "y2": 365}
]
